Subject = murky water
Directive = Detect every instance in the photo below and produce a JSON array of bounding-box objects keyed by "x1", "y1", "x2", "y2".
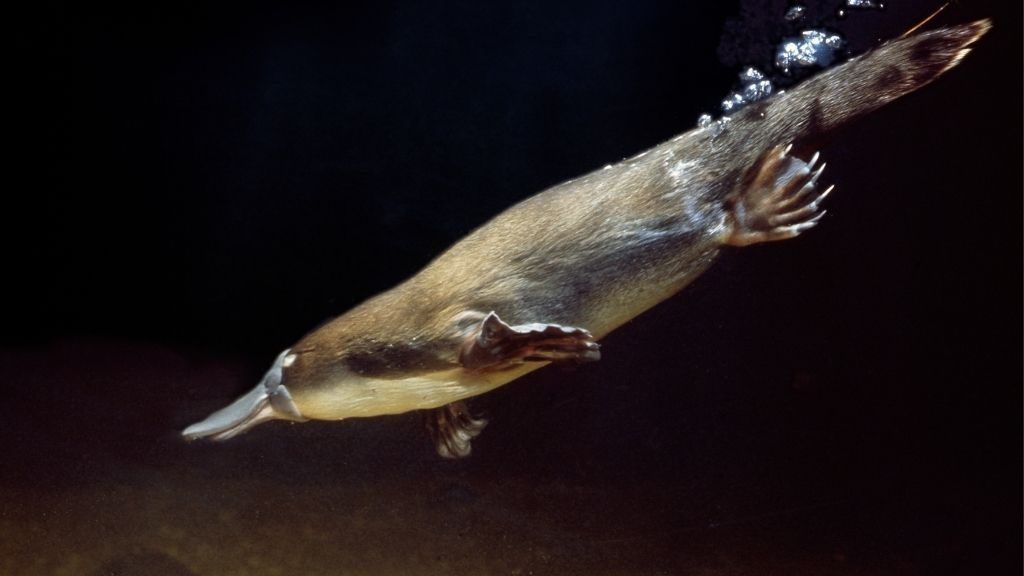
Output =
[
  {"x1": 2, "y1": 313, "x2": 1016, "y2": 576},
  {"x1": 5, "y1": 1, "x2": 1018, "y2": 575}
]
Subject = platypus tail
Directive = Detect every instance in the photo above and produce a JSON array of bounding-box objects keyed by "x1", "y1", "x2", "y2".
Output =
[
  {"x1": 182, "y1": 350, "x2": 307, "y2": 441},
  {"x1": 747, "y1": 19, "x2": 991, "y2": 147}
]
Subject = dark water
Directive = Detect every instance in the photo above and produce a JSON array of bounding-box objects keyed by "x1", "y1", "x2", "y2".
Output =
[
  {"x1": 5, "y1": 1, "x2": 1019, "y2": 574},
  {"x1": 4, "y1": 330, "x2": 1016, "y2": 576}
]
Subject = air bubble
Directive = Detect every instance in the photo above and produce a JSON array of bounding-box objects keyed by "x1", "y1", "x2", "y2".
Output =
[
  {"x1": 739, "y1": 67, "x2": 765, "y2": 84},
  {"x1": 719, "y1": 67, "x2": 774, "y2": 114},
  {"x1": 709, "y1": 116, "x2": 731, "y2": 138},
  {"x1": 838, "y1": 0, "x2": 885, "y2": 18},
  {"x1": 774, "y1": 29, "x2": 845, "y2": 75},
  {"x1": 784, "y1": 4, "x2": 807, "y2": 22},
  {"x1": 845, "y1": 0, "x2": 884, "y2": 8},
  {"x1": 720, "y1": 92, "x2": 745, "y2": 114},
  {"x1": 742, "y1": 80, "x2": 773, "y2": 102}
]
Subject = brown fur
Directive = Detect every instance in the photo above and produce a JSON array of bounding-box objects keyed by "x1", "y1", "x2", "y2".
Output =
[
  {"x1": 292, "y1": 21, "x2": 990, "y2": 386},
  {"x1": 184, "y1": 21, "x2": 990, "y2": 434}
]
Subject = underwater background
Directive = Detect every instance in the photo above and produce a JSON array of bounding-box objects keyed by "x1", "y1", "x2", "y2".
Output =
[{"x1": 5, "y1": 1, "x2": 1020, "y2": 574}]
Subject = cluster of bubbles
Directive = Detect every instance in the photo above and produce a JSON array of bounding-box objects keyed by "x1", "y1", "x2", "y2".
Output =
[
  {"x1": 713, "y1": 25, "x2": 844, "y2": 122},
  {"x1": 774, "y1": 29, "x2": 845, "y2": 75},
  {"x1": 838, "y1": 0, "x2": 887, "y2": 19},
  {"x1": 720, "y1": 67, "x2": 774, "y2": 114},
  {"x1": 788, "y1": 1, "x2": 888, "y2": 22},
  {"x1": 697, "y1": 113, "x2": 729, "y2": 137},
  {"x1": 700, "y1": 0, "x2": 888, "y2": 129}
]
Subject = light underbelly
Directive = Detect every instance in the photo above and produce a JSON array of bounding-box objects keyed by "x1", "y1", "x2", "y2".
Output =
[{"x1": 294, "y1": 363, "x2": 545, "y2": 421}]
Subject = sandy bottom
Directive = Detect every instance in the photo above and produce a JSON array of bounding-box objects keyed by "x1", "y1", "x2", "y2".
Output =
[
  {"x1": 0, "y1": 339, "x2": 1010, "y2": 575},
  {"x1": 2, "y1": 469, "x2": 884, "y2": 576}
]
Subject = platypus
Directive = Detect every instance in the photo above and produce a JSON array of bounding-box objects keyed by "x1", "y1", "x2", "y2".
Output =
[{"x1": 183, "y1": 21, "x2": 990, "y2": 458}]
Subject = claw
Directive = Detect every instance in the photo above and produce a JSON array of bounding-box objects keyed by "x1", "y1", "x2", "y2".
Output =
[
  {"x1": 807, "y1": 151, "x2": 820, "y2": 171},
  {"x1": 795, "y1": 210, "x2": 827, "y2": 229},
  {"x1": 723, "y1": 145, "x2": 831, "y2": 247},
  {"x1": 811, "y1": 184, "x2": 835, "y2": 208},
  {"x1": 808, "y1": 162, "x2": 827, "y2": 187}
]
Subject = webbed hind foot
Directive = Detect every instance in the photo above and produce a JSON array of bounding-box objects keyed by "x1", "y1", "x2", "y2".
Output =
[
  {"x1": 723, "y1": 144, "x2": 832, "y2": 247},
  {"x1": 425, "y1": 401, "x2": 488, "y2": 459}
]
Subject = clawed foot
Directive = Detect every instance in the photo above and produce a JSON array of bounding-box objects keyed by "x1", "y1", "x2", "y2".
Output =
[
  {"x1": 459, "y1": 312, "x2": 601, "y2": 371},
  {"x1": 723, "y1": 143, "x2": 833, "y2": 247},
  {"x1": 425, "y1": 401, "x2": 488, "y2": 459}
]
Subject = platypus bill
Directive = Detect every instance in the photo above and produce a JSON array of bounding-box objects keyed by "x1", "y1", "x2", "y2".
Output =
[{"x1": 183, "y1": 21, "x2": 990, "y2": 458}]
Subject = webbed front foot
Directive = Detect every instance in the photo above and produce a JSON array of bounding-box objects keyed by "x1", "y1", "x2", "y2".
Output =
[
  {"x1": 723, "y1": 144, "x2": 833, "y2": 247},
  {"x1": 425, "y1": 400, "x2": 488, "y2": 459},
  {"x1": 459, "y1": 311, "x2": 600, "y2": 371}
]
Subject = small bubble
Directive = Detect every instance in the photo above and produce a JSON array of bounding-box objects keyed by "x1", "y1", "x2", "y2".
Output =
[
  {"x1": 720, "y1": 92, "x2": 745, "y2": 114},
  {"x1": 784, "y1": 4, "x2": 807, "y2": 22},
  {"x1": 742, "y1": 79, "x2": 773, "y2": 102},
  {"x1": 845, "y1": 0, "x2": 881, "y2": 8},
  {"x1": 739, "y1": 66, "x2": 765, "y2": 83},
  {"x1": 697, "y1": 113, "x2": 713, "y2": 129},
  {"x1": 709, "y1": 116, "x2": 731, "y2": 138},
  {"x1": 839, "y1": 0, "x2": 886, "y2": 16},
  {"x1": 774, "y1": 29, "x2": 845, "y2": 74},
  {"x1": 719, "y1": 67, "x2": 775, "y2": 114}
]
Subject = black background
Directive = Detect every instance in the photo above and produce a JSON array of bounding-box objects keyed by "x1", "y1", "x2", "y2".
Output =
[{"x1": 4, "y1": 1, "x2": 1021, "y2": 574}]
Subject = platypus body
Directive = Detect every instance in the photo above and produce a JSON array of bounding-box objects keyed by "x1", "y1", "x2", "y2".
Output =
[{"x1": 184, "y1": 21, "x2": 989, "y2": 457}]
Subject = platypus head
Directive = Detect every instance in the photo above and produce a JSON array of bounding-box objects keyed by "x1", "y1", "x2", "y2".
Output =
[
  {"x1": 181, "y1": 342, "x2": 489, "y2": 441},
  {"x1": 181, "y1": 349, "x2": 308, "y2": 441}
]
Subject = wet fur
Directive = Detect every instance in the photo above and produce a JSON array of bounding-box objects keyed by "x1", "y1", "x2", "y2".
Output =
[
  {"x1": 294, "y1": 21, "x2": 990, "y2": 380},
  {"x1": 185, "y1": 21, "x2": 990, "y2": 430}
]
